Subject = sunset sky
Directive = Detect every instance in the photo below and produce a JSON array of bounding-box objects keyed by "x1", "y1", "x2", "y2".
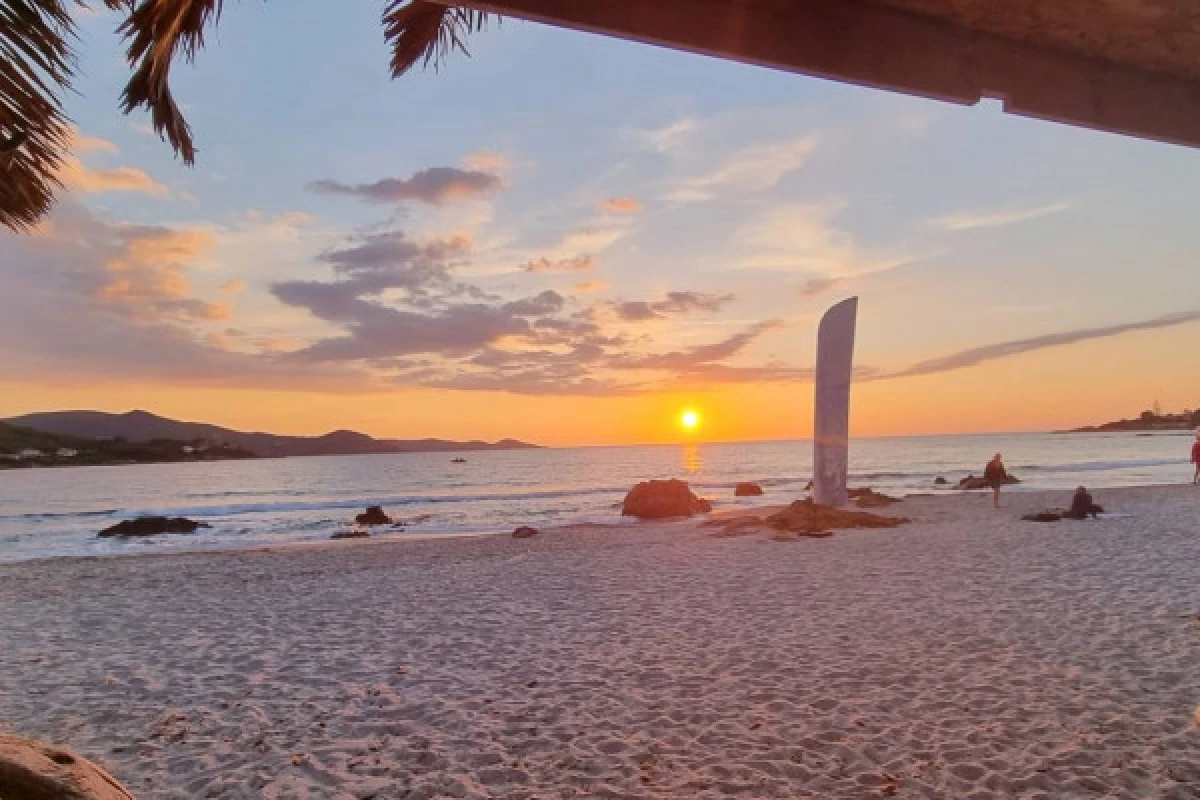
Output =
[{"x1": 2, "y1": 2, "x2": 1199, "y2": 446}]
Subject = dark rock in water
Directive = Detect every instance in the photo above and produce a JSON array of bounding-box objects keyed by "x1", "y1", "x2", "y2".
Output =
[
  {"x1": 1022, "y1": 511, "x2": 1063, "y2": 522},
  {"x1": 355, "y1": 506, "x2": 392, "y2": 526},
  {"x1": 331, "y1": 530, "x2": 370, "y2": 539},
  {"x1": 621, "y1": 479, "x2": 712, "y2": 519},
  {"x1": 0, "y1": 732, "x2": 137, "y2": 798},
  {"x1": 98, "y1": 516, "x2": 210, "y2": 538},
  {"x1": 848, "y1": 488, "x2": 900, "y2": 508},
  {"x1": 512, "y1": 526, "x2": 539, "y2": 539},
  {"x1": 765, "y1": 499, "x2": 907, "y2": 536},
  {"x1": 734, "y1": 482, "x2": 764, "y2": 497},
  {"x1": 804, "y1": 480, "x2": 814, "y2": 491},
  {"x1": 934, "y1": 476, "x2": 948, "y2": 485},
  {"x1": 955, "y1": 474, "x2": 1020, "y2": 490}
]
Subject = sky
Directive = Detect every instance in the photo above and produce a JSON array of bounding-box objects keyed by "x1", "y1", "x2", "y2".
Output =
[{"x1": 2, "y1": 2, "x2": 1199, "y2": 446}]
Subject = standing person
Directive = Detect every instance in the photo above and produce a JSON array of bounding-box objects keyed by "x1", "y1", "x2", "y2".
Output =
[
  {"x1": 1192, "y1": 431, "x2": 1200, "y2": 485},
  {"x1": 984, "y1": 452, "x2": 1008, "y2": 508}
]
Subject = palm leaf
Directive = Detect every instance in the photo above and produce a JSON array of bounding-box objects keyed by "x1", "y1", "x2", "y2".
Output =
[
  {"x1": 108, "y1": 0, "x2": 223, "y2": 165},
  {"x1": 0, "y1": 0, "x2": 81, "y2": 231},
  {"x1": 383, "y1": 1, "x2": 490, "y2": 77}
]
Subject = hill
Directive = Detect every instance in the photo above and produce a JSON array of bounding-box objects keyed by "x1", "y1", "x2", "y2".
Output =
[
  {"x1": 3, "y1": 410, "x2": 540, "y2": 458},
  {"x1": 0, "y1": 421, "x2": 255, "y2": 468},
  {"x1": 1059, "y1": 407, "x2": 1199, "y2": 433}
]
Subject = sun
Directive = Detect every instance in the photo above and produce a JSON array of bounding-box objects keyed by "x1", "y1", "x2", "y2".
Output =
[{"x1": 680, "y1": 409, "x2": 700, "y2": 431}]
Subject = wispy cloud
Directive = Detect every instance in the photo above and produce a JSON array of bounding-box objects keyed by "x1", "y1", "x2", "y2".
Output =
[
  {"x1": 599, "y1": 196, "x2": 642, "y2": 214},
  {"x1": 58, "y1": 129, "x2": 168, "y2": 197},
  {"x1": 522, "y1": 255, "x2": 596, "y2": 273},
  {"x1": 309, "y1": 167, "x2": 502, "y2": 206},
  {"x1": 611, "y1": 291, "x2": 735, "y2": 322},
  {"x1": 880, "y1": 311, "x2": 1200, "y2": 380},
  {"x1": 629, "y1": 118, "x2": 695, "y2": 154},
  {"x1": 462, "y1": 151, "x2": 510, "y2": 172},
  {"x1": 928, "y1": 202, "x2": 1071, "y2": 231},
  {"x1": 667, "y1": 136, "x2": 817, "y2": 204}
]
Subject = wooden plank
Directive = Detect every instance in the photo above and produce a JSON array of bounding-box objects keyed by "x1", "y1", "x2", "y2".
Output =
[{"x1": 434, "y1": 0, "x2": 1200, "y2": 148}]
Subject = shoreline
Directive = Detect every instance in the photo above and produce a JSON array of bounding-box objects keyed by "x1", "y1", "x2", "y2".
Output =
[{"x1": 3, "y1": 482, "x2": 1191, "y2": 568}]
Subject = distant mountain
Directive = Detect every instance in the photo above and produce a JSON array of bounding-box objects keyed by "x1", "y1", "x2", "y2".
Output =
[
  {"x1": 0, "y1": 421, "x2": 255, "y2": 468},
  {"x1": 4, "y1": 410, "x2": 540, "y2": 458}
]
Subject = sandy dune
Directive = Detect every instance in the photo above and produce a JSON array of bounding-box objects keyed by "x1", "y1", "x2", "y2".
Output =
[{"x1": 1, "y1": 485, "x2": 1198, "y2": 799}]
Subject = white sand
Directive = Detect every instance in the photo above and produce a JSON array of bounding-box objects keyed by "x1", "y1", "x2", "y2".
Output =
[{"x1": 1, "y1": 485, "x2": 1198, "y2": 799}]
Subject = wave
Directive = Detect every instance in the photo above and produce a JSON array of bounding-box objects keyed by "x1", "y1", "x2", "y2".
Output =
[
  {"x1": 116, "y1": 484, "x2": 637, "y2": 519},
  {"x1": 1015, "y1": 458, "x2": 1185, "y2": 473}
]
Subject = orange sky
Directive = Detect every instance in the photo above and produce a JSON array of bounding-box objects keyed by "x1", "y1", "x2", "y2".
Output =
[{"x1": 2, "y1": 319, "x2": 1194, "y2": 446}]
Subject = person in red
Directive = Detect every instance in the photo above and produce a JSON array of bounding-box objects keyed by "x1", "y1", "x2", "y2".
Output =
[{"x1": 1192, "y1": 431, "x2": 1200, "y2": 485}]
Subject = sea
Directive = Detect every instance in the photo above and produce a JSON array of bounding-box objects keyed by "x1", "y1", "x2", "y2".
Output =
[{"x1": 0, "y1": 431, "x2": 1192, "y2": 563}]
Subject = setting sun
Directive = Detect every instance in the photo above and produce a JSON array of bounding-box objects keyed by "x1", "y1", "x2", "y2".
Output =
[{"x1": 680, "y1": 410, "x2": 701, "y2": 431}]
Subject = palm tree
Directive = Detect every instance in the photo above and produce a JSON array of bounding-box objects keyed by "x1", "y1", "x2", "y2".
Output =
[{"x1": 0, "y1": 0, "x2": 490, "y2": 231}]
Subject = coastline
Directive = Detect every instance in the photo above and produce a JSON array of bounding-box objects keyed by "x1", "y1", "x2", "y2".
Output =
[{"x1": 2, "y1": 484, "x2": 1197, "y2": 798}]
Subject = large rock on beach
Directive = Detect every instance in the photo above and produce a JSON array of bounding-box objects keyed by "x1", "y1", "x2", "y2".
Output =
[
  {"x1": 354, "y1": 506, "x2": 392, "y2": 526},
  {"x1": 0, "y1": 733, "x2": 137, "y2": 799},
  {"x1": 765, "y1": 499, "x2": 907, "y2": 537},
  {"x1": 97, "y1": 517, "x2": 209, "y2": 538},
  {"x1": 734, "y1": 482, "x2": 764, "y2": 497},
  {"x1": 621, "y1": 479, "x2": 712, "y2": 519},
  {"x1": 955, "y1": 474, "x2": 1020, "y2": 490}
]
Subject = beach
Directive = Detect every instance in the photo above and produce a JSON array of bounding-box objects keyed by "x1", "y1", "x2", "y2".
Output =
[{"x1": 1, "y1": 485, "x2": 1197, "y2": 799}]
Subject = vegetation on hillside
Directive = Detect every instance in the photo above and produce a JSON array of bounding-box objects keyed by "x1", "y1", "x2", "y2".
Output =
[{"x1": 0, "y1": 422, "x2": 255, "y2": 469}]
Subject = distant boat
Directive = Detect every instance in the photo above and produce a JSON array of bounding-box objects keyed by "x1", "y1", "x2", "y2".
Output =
[{"x1": 451, "y1": 458, "x2": 467, "y2": 463}]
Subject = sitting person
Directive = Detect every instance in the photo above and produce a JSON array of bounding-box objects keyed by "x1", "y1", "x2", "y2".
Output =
[{"x1": 1063, "y1": 486, "x2": 1103, "y2": 519}]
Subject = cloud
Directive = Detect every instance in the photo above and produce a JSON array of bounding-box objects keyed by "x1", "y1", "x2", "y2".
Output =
[
  {"x1": 618, "y1": 320, "x2": 778, "y2": 369},
  {"x1": 309, "y1": 167, "x2": 502, "y2": 205},
  {"x1": 928, "y1": 202, "x2": 1071, "y2": 231},
  {"x1": 463, "y1": 151, "x2": 510, "y2": 172},
  {"x1": 522, "y1": 255, "x2": 596, "y2": 273},
  {"x1": 880, "y1": 311, "x2": 1200, "y2": 380},
  {"x1": 572, "y1": 280, "x2": 608, "y2": 294},
  {"x1": 630, "y1": 118, "x2": 695, "y2": 154},
  {"x1": 668, "y1": 136, "x2": 818, "y2": 203},
  {"x1": 0, "y1": 202, "x2": 368, "y2": 391},
  {"x1": 96, "y1": 225, "x2": 228, "y2": 322},
  {"x1": 612, "y1": 291, "x2": 735, "y2": 322},
  {"x1": 560, "y1": 225, "x2": 627, "y2": 253},
  {"x1": 736, "y1": 202, "x2": 913, "y2": 291},
  {"x1": 58, "y1": 130, "x2": 168, "y2": 197},
  {"x1": 599, "y1": 197, "x2": 642, "y2": 214}
]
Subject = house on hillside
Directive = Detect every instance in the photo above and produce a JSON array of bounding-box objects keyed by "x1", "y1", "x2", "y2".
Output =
[
  {"x1": 56, "y1": 448, "x2": 78, "y2": 458},
  {"x1": 17, "y1": 449, "x2": 43, "y2": 459}
]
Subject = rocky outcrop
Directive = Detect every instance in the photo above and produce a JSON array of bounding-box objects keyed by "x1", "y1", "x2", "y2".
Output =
[
  {"x1": 331, "y1": 530, "x2": 370, "y2": 539},
  {"x1": 621, "y1": 480, "x2": 712, "y2": 519},
  {"x1": 354, "y1": 506, "x2": 392, "y2": 526},
  {"x1": 765, "y1": 499, "x2": 907, "y2": 537},
  {"x1": 734, "y1": 482, "x2": 764, "y2": 497},
  {"x1": 0, "y1": 733, "x2": 137, "y2": 799},
  {"x1": 97, "y1": 517, "x2": 209, "y2": 538},
  {"x1": 955, "y1": 474, "x2": 1020, "y2": 490},
  {"x1": 934, "y1": 476, "x2": 948, "y2": 485},
  {"x1": 512, "y1": 526, "x2": 539, "y2": 539}
]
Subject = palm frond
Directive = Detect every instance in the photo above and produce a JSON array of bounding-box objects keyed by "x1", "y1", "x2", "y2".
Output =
[
  {"x1": 110, "y1": 0, "x2": 223, "y2": 164},
  {"x1": 383, "y1": 1, "x2": 490, "y2": 78},
  {"x1": 0, "y1": 0, "x2": 81, "y2": 231}
]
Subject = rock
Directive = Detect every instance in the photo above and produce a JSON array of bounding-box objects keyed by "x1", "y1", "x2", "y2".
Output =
[
  {"x1": 512, "y1": 526, "x2": 539, "y2": 539},
  {"x1": 1022, "y1": 511, "x2": 1063, "y2": 522},
  {"x1": 621, "y1": 479, "x2": 712, "y2": 519},
  {"x1": 804, "y1": 480, "x2": 814, "y2": 491},
  {"x1": 934, "y1": 476, "x2": 948, "y2": 485},
  {"x1": 708, "y1": 516, "x2": 764, "y2": 538},
  {"x1": 354, "y1": 506, "x2": 392, "y2": 526},
  {"x1": 97, "y1": 517, "x2": 210, "y2": 538},
  {"x1": 331, "y1": 530, "x2": 370, "y2": 539},
  {"x1": 0, "y1": 733, "x2": 137, "y2": 799},
  {"x1": 765, "y1": 499, "x2": 907, "y2": 536},
  {"x1": 734, "y1": 482, "x2": 764, "y2": 497},
  {"x1": 848, "y1": 488, "x2": 900, "y2": 508},
  {"x1": 954, "y1": 474, "x2": 1020, "y2": 490}
]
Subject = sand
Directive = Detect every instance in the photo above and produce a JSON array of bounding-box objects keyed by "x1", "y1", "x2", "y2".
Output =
[{"x1": 1, "y1": 485, "x2": 1197, "y2": 799}]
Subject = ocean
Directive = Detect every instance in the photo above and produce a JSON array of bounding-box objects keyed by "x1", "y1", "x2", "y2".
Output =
[{"x1": 0, "y1": 431, "x2": 1192, "y2": 562}]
